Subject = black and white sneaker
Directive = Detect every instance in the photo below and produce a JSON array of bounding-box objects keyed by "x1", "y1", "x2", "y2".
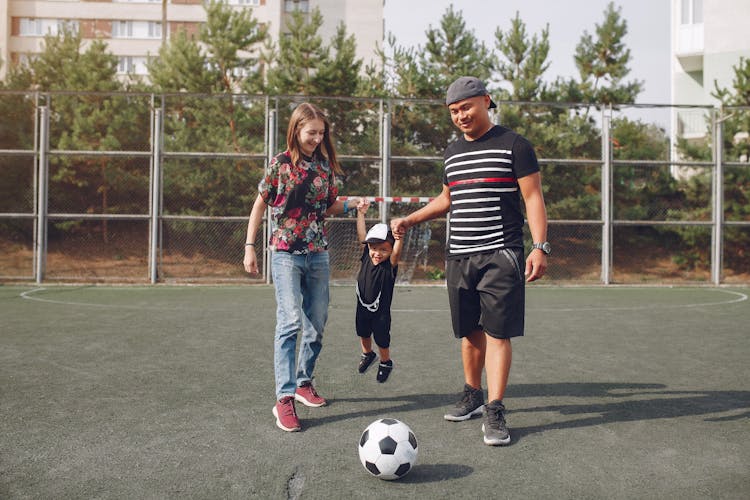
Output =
[
  {"x1": 482, "y1": 399, "x2": 511, "y2": 446},
  {"x1": 376, "y1": 360, "x2": 393, "y2": 383},
  {"x1": 358, "y1": 351, "x2": 377, "y2": 373},
  {"x1": 444, "y1": 383, "x2": 485, "y2": 421}
]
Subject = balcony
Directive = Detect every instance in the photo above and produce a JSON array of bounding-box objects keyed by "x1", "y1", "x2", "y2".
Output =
[{"x1": 677, "y1": 23, "x2": 704, "y2": 72}]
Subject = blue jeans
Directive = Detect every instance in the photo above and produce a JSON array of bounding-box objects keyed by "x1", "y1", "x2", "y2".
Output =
[{"x1": 271, "y1": 250, "x2": 330, "y2": 400}]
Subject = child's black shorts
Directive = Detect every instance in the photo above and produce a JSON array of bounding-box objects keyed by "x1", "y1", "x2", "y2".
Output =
[
  {"x1": 355, "y1": 306, "x2": 391, "y2": 348},
  {"x1": 445, "y1": 247, "x2": 525, "y2": 339}
]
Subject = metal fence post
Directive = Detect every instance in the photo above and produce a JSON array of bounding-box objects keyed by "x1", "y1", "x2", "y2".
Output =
[
  {"x1": 265, "y1": 107, "x2": 277, "y2": 284},
  {"x1": 601, "y1": 106, "x2": 613, "y2": 285},
  {"x1": 711, "y1": 108, "x2": 724, "y2": 285},
  {"x1": 380, "y1": 101, "x2": 391, "y2": 223},
  {"x1": 149, "y1": 107, "x2": 163, "y2": 284},
  {"x1": 34, "y1": 105, "x2": 49, "y2": 284}
]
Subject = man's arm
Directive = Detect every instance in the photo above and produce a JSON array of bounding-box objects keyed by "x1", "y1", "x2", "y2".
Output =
[
  {"x1": 390, "y1": 184, "x2": 451, "y2": 239},
  {"x1": 518, "y1": 172, "x2": 548, "y2": 282}
]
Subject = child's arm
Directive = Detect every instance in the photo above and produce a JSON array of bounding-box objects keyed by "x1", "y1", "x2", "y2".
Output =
[
  {"x1": 356, "y1": 198, "x2": 370, "y2": 242},
  {"x1": 390, "y1": 234, "x2": 404, "y2": 266}
]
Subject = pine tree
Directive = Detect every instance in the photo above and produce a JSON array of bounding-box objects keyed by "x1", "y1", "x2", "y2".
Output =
[
  {"x1": 147, "y1": 31, "x2": 215, "y2": 93},
  {"x1": 570, "y1": 2, "x2": 642, "y2": 105},
  {"x1": 494, "y1": 12, "x2": 550, "y2": 102},
  {"x1": 201, "y1": 0, "x2": 267, "y2": 93},
  {"x1": 419, "y1": 5, "x2": 493, "y2": 98},
  {"x1": 263, "y1": 8, "x2": 330, "y2": 95}
]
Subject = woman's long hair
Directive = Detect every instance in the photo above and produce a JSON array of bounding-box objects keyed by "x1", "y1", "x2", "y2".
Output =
[{"x1": 285, "y1": 103, "x2": 342, "y2": 175}]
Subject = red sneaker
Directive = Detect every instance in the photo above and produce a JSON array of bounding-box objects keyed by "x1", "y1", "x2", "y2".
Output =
[
  {"x1": 294, "y1": 381, "x2": 327, "y2": 407},
  {"x1": 272, "y1": 396, "x2": 301, "y2": 432}
]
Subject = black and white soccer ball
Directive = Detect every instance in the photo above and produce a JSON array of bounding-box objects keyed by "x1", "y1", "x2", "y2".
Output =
[{"x1": 358, "y1": 418, "x2": 418, "y2": 480}]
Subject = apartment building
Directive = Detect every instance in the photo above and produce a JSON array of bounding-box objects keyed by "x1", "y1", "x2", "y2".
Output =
[
  {"x1": 0, "y1": 0, "x2": 384, "y2": 80},
  {"x1": 671, "y1": 0, "x2": 750, "y2": 156}
]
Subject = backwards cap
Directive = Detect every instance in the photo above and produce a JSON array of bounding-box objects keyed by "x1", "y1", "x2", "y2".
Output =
[
  {"x1": 445, "y1": 76, "x2": 497, "y2": 109},
  {"x1": 363, "y1": 223, "x2": 395, "y2": 245}
]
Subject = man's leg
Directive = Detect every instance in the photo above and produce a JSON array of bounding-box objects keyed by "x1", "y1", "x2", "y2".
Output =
[
  {"x1": 462, "y1": 328, "x2": 486, "y2": 389},
  {"x1": 482, "y1": 335, "x2": 512, "y2": 446},
  {"x1": 485, "y1": 336, "x2": 512, "y2": 402}
]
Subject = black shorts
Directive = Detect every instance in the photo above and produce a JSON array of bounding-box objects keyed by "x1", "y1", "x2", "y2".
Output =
[
  {"x1": 355, "y1": 305, "x2": 391, "y2": 348},
  {"x1": 445, "y1": 247, "x2": 525, "y2": 339}
]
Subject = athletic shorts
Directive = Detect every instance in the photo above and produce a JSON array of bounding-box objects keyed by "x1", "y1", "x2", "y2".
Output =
[
  {"x1": 445, "y1": 247, "x2": 525, "y2": 339},
  {"x1": 355, "y1": 305, "x2": 391, "y2": 348}
]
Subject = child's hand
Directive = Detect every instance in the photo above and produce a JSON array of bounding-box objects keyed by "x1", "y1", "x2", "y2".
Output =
[{"x1": 357, "y1": 198, "x2": 370, "y2": 215}]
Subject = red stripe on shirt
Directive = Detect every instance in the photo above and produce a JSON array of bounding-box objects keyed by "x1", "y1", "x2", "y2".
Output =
[{"x1": 448, "y1": 177, "x2": 515, "y2": 187}]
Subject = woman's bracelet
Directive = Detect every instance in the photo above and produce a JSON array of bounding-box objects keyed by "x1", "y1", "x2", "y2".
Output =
[
  {"x1": 342, "y1": 199, "x2": 349, "y2": 213},
  {"x1": 245, "y1": 243, "x2": 255, "y2": 246}
]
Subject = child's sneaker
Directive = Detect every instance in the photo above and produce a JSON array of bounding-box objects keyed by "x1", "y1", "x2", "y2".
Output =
[
  {"x1": 272, "y1": 396, "x2": 301, "y2": 432},
  {"x1": 358, "y1": 351, "x2": 377, "y2": 373},
  {"x1": 294, "y1": 381, "x2": 327, "y2": 407},
  {"x1": 376, "y1": 360, "x2": 393, "y2": 383}
]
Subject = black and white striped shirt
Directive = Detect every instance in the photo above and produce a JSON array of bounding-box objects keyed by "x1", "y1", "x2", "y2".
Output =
[{"x1": 442, "y1": 126, "x2": 539, "y2": 259}]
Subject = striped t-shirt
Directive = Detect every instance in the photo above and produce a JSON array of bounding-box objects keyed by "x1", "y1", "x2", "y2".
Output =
[{"x1": 442, "y1": 125, "x2": 539, "y2": 259}]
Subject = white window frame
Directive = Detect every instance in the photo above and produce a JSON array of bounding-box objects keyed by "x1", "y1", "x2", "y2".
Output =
[
  {"x1": 112, "y1": 20, "x2": 162, "y2": 39},
  {"x1": 18, "y1": 18, "x2": 78, "y2": 36},
  {"x1": 285, "y1": 0, "x2": 309, "y2": 13}
]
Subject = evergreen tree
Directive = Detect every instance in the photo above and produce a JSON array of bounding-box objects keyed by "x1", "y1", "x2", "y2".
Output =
[
  {"x1": 494, "y1": 12, "x2": 550, "y2": 102},
  {"x1": 15, "y1": 27, "x2": 149, "y2": 241},
  {"x1": 569, "y1": 2, "x2": 642, "y2": 105},
  {"x1": 711, "y1": 57, "x2": 750, "y2": 274},
  {"x1": 263, "y1": 8, "x2": 330, "y2": 95},
  {"x1": 147, "y1": 31, "x2": 215, "y2": 93},
  {"x1": 201, "y1": 0, "x2": 267, "y2": 93},
  {"x1": 315, "y1": 23, "x2": 362, "y2": 97},
  {"x1": 419, "y1": 5, "x2": 493, "y2": 98}
]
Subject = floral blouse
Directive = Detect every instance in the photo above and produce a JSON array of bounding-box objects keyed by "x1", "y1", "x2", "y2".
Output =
[{"x1": 258, "y1": 151, "x2": 339, "y2": 254}]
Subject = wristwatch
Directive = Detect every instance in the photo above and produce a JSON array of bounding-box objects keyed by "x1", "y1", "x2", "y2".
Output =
[{"x1": 532, "y1": 242, "x2": 552, "y2": 255}]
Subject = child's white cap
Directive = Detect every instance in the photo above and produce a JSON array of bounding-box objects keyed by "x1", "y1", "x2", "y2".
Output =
[{"x1": 363, "y1": 223, "x2": 395, "y2": 245}]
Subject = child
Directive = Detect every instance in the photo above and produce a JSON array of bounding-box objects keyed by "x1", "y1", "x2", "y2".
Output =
[{"x1": 354, "y1": 199, "x2": 403, "y2": 382}]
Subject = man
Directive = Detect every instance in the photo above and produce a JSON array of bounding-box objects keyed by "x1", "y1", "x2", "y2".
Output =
[{"x1": 391, "y1": 76, "x2": 549, "y2": 446}]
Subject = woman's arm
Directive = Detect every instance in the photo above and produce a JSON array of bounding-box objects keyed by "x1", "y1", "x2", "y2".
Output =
[{"x1": 243, "y1": 194, "x2": 267, "y2": 275}]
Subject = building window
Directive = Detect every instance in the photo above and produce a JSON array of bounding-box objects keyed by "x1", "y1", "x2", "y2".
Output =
[
  {"x1": 117, "y1": 56, "x2": 149, "y2": 75},
  {"x1": 112, "y1": 21, "x2": 162, "y2": 39},
  {"x1": 285, "y1": 0, "x2": 309, "y2": 13},
  {"x1": 228, "y1": 0, "x2": 260, "y2": 5},
  {"x1": 19, "y1": 18, "x2": 78, "y2": 36}
]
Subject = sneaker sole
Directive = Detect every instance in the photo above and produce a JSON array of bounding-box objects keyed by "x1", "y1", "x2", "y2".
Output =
[
  {"x1": 294, "y1": 393, "x2": 327, "y2": 408},
  {"x1": 272, "y1": 406, "x2": 301, "y2": 432},
  {"x1": 481, "y1": 423, "x2": 511, "y2": 446},
  {"x1": 444, "y1": 405, "x2": 485, "y2": 422}
]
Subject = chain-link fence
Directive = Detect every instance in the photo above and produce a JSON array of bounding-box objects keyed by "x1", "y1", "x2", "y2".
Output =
[{"x1": 1, "y1": 91, "x2": 748, "y2": 285}]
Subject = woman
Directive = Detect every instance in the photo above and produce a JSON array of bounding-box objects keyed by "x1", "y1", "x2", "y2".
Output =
[{"x1": 244, "y1": 103, "x2": 351, "y2": 432}]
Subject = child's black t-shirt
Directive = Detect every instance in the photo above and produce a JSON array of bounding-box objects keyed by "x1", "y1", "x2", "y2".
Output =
[{"x1": 356, "y1": 245, "x2": 398, "y2": 314}]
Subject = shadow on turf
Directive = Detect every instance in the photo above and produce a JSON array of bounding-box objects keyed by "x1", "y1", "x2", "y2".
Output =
[
  {"x1": 506, "y1": 382, "x2": 750, "y2": 443},
  {"x1": 308, "y1": 382, "x2": 750, "y2": 445},
  {"x1": 399, "y1": 464, "x2": 474, "y2": 483}
]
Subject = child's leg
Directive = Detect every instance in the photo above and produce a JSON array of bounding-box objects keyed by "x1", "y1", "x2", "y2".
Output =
[
  {"x1": 360, "y1": 336, "x2": 373, "y2": 354},
  {"x1": 378, "y1": 346, "x2": 390, "y2": 362}
]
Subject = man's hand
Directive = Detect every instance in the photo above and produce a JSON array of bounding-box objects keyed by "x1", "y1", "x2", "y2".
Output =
[
  {"x1": 524, "y1": 250, "x2": 547, "y2": 282},
  {"x1": 390, "y1": 218, "x2": 409, "y2": 240}
]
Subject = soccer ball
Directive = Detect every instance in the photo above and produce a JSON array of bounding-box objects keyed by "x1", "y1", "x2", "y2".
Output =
[{"x1": 358, "y1": 418, "x2": 418, "y2": 480}]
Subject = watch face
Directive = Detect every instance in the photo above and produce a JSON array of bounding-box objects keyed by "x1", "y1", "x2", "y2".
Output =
[{"x1": 542, "y1": 242, "x2": 551, "y2": 255}]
